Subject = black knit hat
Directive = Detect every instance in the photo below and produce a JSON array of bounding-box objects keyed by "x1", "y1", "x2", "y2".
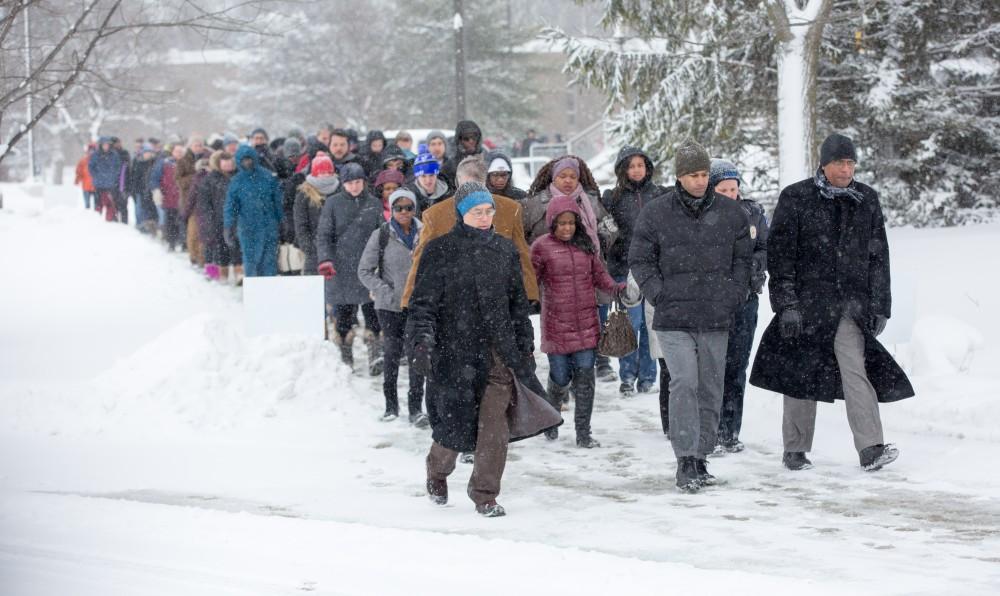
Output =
[
  {"x1": 674, "y1": 139, "x2": 711, "y2": 178},
  {"x1": 340, "y1": 162, "x2": 365, "y2": 183},
  {"x1": 820, "y1": 133, "x2": 858, "y2": 166}
]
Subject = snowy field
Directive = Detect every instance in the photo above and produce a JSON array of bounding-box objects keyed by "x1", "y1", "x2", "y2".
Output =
[{"x1": 1, "y1": 183, "x2": 998, "y2": 595}]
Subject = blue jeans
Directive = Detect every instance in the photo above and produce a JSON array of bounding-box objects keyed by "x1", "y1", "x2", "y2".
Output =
[
  {"x1": 547, "y1": 349, "x2": 596, "y2": 387},
  {"x1": 599, "y1": 276, "x2": 657, "y2": 385},
  {"x1": 82, "y1": 190, "x2": 95, "y2": 209}
]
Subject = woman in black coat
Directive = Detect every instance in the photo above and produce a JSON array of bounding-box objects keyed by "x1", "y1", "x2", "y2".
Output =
[{"x1": 406, "y1": 182, "x2": 554, "y2": 517}]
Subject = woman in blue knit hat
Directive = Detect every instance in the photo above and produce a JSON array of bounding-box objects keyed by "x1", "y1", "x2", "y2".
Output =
[
  {"x1": 406, "y1": 181, "x2": 557, "y2": 517},
  {"x1": 709, "y1": 158, "x2": 769, "y2": 454}
]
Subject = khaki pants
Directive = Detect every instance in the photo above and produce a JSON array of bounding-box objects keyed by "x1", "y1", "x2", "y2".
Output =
[
  {"x1": 783, "y1": 317, "x2": 885, "y2": 453},
  {"x1": 426, "y1": 352, "x2": 514, "y2": 505},
  {"x1": 186, "y1": 217, "x2": 203, "y2": 266}
]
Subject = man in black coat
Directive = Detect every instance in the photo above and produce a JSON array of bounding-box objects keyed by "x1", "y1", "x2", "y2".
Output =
[
  {"x1": 750, "y1": 134, "x2": 914, "y2": 472},
  {"x1": 629, "y1": 140, "x2": 752, "y2": 492},
  {"x1": 406, "y1": 182, "x2": 550, "y2": 517}
]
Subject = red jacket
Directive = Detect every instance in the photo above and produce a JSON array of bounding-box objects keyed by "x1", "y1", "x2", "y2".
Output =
[
  {"x1": 159, "y1": 161, "x2": 181, "y2": 210},
  {"x1": 531, "y1": 195, "x2": 621, "y2": 355}
]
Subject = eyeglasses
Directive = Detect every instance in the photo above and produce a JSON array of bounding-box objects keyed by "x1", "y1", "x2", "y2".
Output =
[
  {"x1": 459, "y1": 135, "x2": 477, "y2": 142},
  {"x1": 467, "y1": 207, "x2": 496, "y2": 218},
  {"x1": 392, "y1": 204, "x2": 415, "y2": 212}
]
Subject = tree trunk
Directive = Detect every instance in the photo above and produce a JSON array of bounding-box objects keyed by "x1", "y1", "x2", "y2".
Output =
[{"x1": 770, "y1": 0, "x2": 832, "y2": 190}]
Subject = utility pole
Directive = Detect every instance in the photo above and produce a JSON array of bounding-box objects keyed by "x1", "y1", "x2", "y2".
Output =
[
  {"x1": 24, "y1": 3, "x2": 36, "y2": 180},
  {"x1": 453, "y1": 0, "x2": 466, "y2": 122}
]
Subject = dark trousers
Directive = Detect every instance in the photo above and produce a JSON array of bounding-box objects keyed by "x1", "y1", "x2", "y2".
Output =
[
  {"x1": 163, "y1": 208, "x2": 181, "y2": 250},
  {"x1": 377, "y1": 309, "x2": 425, "y2": 415},
  {"x1": 719, "y1": 295, "x2": 758, "y2": 442},
  {"x1": 658, "y1": 358, "x2": 670, "y2": 434},
  {"x1": 335, "y1": 302, "x2": 380, "y2": 338},
  {"x1": 113, "y1": 189, "x2": 129, "y2": 224}
]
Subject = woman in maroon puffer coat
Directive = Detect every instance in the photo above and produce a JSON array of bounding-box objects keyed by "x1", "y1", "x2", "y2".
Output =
[{"x1": 531, "y1": 194, "x2": 624, "y2": 448}]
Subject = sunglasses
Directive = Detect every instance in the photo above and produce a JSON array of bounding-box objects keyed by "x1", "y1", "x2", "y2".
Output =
[{"x1": 392, "y1": 204, "x2": 415, "y2": 212}]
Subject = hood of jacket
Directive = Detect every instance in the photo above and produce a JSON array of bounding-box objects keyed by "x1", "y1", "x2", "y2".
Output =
[
  {"x1": 614, "y1": 145, "x2": 654, "y2": 188},
  {"x1": 544, "y1": 193, "x2": 583, "y2": 229},
  {"x1": 235, "y1": 144, "x2": 262, "y2": 173},
  {"x1": 454, "y1": 120, "x2": 483, "y2": 155},
  {"x1": 366, "y1": 129, "x2": 386, "y2": 148}
]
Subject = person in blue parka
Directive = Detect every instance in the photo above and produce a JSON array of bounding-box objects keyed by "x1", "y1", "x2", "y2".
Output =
[{"x1": 223, "y1": 144, "x2": 283, "y2": 277}]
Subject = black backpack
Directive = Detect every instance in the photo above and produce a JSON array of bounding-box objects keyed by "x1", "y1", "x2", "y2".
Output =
[{"x1": 377, "y1": 222, "x2": 390, "y2": 276}]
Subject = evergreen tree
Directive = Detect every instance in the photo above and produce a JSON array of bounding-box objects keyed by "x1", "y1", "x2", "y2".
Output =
[
  {"x1": 820, "y1": 0, "x2": 1000, "y2": 225},
  {"x1": 545, "y1": 1, "x2": 778, "y2": 194}
]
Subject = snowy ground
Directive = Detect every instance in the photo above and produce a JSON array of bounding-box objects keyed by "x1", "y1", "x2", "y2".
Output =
[{"x1": 1, "y1": 183, "x2": 998, "y2": 595}]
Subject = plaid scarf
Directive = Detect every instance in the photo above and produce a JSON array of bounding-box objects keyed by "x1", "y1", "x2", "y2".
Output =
[{"x1": 814, "y1": 168, "x2": 864, "y2": 204}]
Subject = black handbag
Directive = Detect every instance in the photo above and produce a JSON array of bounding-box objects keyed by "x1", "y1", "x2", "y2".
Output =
[{"x1": 598, "y1": 300, "x2": 638, "y2": 358}]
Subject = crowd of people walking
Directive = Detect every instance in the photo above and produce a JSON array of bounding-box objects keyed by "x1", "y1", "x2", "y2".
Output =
[{"x1": 74, "y1": 122, "x2": 915, "y2": 515}]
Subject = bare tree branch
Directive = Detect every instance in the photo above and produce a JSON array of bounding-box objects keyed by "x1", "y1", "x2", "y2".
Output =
[
  {"x1": 0, "y1": 0, "x2": 102, "y2": 108},
  {"x1": 1, "y1": 0, "x2": 120, "y2": 164}
]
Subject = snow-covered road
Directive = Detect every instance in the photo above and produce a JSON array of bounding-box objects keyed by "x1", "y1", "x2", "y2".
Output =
[{"x1": 1, "y1": 184, "x2": 998, "y2": 595}]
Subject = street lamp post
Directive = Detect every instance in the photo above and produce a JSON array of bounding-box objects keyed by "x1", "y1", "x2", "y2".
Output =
[{"x1": 453, "y1": 0, "x2": 466, "y2": 122}]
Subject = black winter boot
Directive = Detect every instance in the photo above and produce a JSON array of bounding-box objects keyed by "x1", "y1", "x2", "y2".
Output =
[
  {"x1": 675, "y1": 456, "x2": 702, "y2": 493},
  {"x1": 695, "y1": 458, "x2": 717, "y2": 485},
  {"x1": 572, "y1": 369, "x2": 600, "y2": 448},
  {"x1": 860, "y1": 443, "x2": 899, "y2": 471},
  {"x1": 782, "y1": 451, "x2": 813, "y2": 471},
  {"x1": 545, "y1": 379, "x2": 570, "y2": 440}
]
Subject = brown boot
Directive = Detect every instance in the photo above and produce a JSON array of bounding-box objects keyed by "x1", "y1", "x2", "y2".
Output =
[
  {"x1": 426, "y1": 478, "x2": 447, "y2": 505},
  {"x1": 234, "y1": 265, "x2": 245, "y2": 286},
  {"x1": 219, "y1": 266, "x2": 230, "y2": 283}
]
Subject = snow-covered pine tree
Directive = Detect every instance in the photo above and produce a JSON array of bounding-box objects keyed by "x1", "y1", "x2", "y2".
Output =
[
  {"x1": 544, "y1": 1, "x2": 779, "y2": 195},
  {"x1": 819, "y1": 0, "x2": 999, "y2": 226},
  {"x1": 393, "y1": 0, "x2": 539, "y2": 137}
]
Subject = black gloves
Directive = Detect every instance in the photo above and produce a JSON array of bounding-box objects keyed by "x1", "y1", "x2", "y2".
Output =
[
  {"x1": 870, "y1": 315, "x2": 888, "y2": 337},
  {"x1": 779, "y1": 308, "x2": 803, "y2": 339},
  {"x1": 410, "y1": 343, "x2": 432, "y2": 377}
]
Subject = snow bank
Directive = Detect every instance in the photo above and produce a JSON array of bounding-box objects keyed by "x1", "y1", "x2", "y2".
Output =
[
  {"x1": 90, "y1": 313, "x2": 353, "y2": 433},
  {"x1": 909, "y1": 315, "x2": 985, "y2": 375}
]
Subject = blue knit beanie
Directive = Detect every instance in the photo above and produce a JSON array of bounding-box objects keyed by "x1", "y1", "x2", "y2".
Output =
[
  {"x1": 412, "y1": 144, "x2": 440, "y2": 177},
  {"x1": 709, "y1": 158, "x2": 742, "y2": 189},
  {"x1": 454, "y1": 182, "x2": 495, "y2": 217}
]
